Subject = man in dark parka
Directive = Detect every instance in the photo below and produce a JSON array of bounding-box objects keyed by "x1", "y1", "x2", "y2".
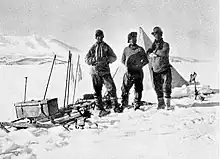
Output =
[
  {"x1": 85, "y1": 29, "x2": 122, "y2": 117},
  {"x1": 121, "y1": 32, "x2": 149, "y2": 110}
]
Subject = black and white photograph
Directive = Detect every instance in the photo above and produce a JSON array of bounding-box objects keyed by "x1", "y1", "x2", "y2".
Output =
[{"x1": 0, "y1": 0, "x2": 219, "y2": 158}]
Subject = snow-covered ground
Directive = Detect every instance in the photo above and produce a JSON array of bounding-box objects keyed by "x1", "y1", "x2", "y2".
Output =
[
  {"x1": 0, "y1": 102, "x2": 219, "y2": 159},
  {"x1": 0, "y1": 58, "x2": 219, "y2": 159}
]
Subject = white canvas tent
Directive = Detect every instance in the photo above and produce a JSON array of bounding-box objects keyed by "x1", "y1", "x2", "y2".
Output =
[
  {"x1": 76, "y1": 27, "x2": 189, "y2": 103},
  {"x1": 112, "y1": 27, "x2": 189, "y2": 102},
  {"x1": 138, "y1": 27, "x2": 189, "y2": 88}
]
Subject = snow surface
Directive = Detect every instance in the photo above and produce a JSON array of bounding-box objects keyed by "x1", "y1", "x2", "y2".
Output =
[
  {"x1": 0, "y1": 59, "x2": 219, "y2": 159},
  {"x1": 0, "y1": 35, "x2": 219, "y2": 158}
]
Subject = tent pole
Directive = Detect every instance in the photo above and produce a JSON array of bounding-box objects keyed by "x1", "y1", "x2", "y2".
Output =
[
  {"x1": 24, "y1": 77, "x2": 28, "y2": 102},
  {"x1": 63, "y1": 52, "x2": 71, "y2": 108},
  {"x1": 66, "y1": 51, "x2": 72, "y2": 106},
  {"x1": 72, "y1": 55, "x2": 80, "y2": 104},
  {"x1": 43, "y1": 55, "x2": 56, "y2": 100},
  {"x1": 112, "y1": 66, "x2": 119, "y2": 78}
]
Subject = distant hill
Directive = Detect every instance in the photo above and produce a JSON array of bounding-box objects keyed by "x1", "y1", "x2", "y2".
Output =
[
  {"x1": 0, "y1": 35, "x2": 80, "y2": 65},
  {"x1": 170, "y1": 56, "x2": 203, "y2": 63},
  {"x1": 0, "y1": 35, "x2": 204, "y2": 65}
]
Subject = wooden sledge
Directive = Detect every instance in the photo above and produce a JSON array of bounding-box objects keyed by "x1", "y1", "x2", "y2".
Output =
[
  {"x1": 0, "y1": 101, "x2": 95, "y2": 133},
  {"x1": 0, "y1": 53, "x2": 97, "y2": 133}
]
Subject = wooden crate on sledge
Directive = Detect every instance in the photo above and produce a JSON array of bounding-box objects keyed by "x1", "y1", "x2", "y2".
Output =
[{"x1": 14, "y1": 98, "x2": 59, "y2": 119}]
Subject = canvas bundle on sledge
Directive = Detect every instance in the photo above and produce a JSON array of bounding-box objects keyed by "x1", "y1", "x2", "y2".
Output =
[{"x1": 14, "y1": 98, "x2": 59, "y2": 119}]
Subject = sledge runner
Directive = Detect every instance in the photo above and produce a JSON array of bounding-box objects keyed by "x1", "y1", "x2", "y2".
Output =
[
  {"x1": 85, "y1": 29, "x2": 122, "y2": 117},
  {"x1": 121, "y1": 32, "x2": 149, "y2": 110},
  {"x1": 147, "y1": 26, "x2": 174, "y2": 110}
]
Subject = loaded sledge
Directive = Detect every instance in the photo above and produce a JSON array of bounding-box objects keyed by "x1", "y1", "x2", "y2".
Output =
[{"x1": 0, "y1": 52, "x2": 98, "y2": 133}]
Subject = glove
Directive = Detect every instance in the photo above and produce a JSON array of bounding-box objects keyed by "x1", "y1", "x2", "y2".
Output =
[
  {"x1": 155, "y1": 43, "x2": 160, "y2": 50},
  {"x1": 149, "y1": 53, "x2": 157, "y2": 58},
  {"x1": 91, "y1": 57, "x2": 97, "y2": 66},
  {"x1": 96, "y1": 57, "x2": 109, "y2": 65},
  {"x1": 102, "y1": 56, "x2": 109, "y2": 64},
  {"x1": 147, "y1": 48, "x2": 153, "y2": 54}
]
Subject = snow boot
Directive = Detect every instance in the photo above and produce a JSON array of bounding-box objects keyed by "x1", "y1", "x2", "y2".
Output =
[
  {"x1": 133, "y1": 100, "x2": 142, "y2": 110},
  {"x1": 157, "y1": 98, "x2": 166, "y2": 110},
  {"x1": 95, "y1": 97, "x2": 110, "y2": 117},
  {"x1": 94, "y1": 95, "x2": 103, "y2": 110},
  {"x1": 114, "y1": 106, "x2": 123, "y2": 113},
  {"x1": 98, "y1": 109, "x2": 111, "y2": 117},
  {"x1": 103, "y1": 93, "x2": 112, "y2": 109},
  {"x1": 112, "y1": 98, "x2": 123, "y2": 113},
  {"x1": 121, "y1": 93, "x2": 129, "y2": 108},
  {"x1": 165, "y1": 98, "x2": 174, "y2": 110},
  {"x1": 133, "y1": 92, "x2": 142, "y2": 110}
]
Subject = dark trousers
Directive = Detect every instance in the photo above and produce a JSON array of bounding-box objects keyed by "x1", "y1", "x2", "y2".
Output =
[
  {"x1": 152, "y1": 68, "x2": 172, "y2": 99},
  {"x1": 121, "y1": 70, "x2": 143, "y2": 104},
  {"x1": 92, "y1": 73, "x2": 117, "y2": 104}
]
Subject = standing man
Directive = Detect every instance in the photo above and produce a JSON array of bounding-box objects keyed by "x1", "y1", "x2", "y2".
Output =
[
  {"x1": 147, "y1": 26, "x2": 174, "y2": 110},
  {"x1": 121, "y1": 32, "x2": 149, "y2": 110},
  {"x1": 85, "y1": 29, "x2": 122, "y2": 117}
]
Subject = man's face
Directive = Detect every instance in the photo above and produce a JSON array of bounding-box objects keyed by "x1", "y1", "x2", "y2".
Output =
[
  {"x1": 96, "y1": 36, "x2": 103, "y2": 43},
  {"x1": 153, "y1": 32, "x2": 162, "y2": 40},
  {"x1": 129, "y1": 37, "x2": 137, "y2": 45}
]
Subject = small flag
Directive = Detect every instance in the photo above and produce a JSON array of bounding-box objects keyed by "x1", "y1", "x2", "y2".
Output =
[{"x1": 78, "y1": 63, "x2": 82, "y2": 82}]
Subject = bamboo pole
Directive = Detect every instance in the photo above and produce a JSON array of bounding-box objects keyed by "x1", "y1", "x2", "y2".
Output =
[
  {"x1": 24, "y1": 77, "x2": 28, "y2": 102},
  {"x1": 66, "y1": 52, "x2": 72, "y2": 106},
  {"x1": 72, "y1": 55, "x2": 80, "y2": 104},
  {"x1": 63, "y1": 52, "x2": 71, "y2": 108},
  {"x1": 43, "y1": 55, "x2": 56, "y2": 100}
]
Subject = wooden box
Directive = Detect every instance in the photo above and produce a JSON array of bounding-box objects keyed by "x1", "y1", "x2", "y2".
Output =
[{"x1": 14, "y1": 98, "x2": 59, "y2": 119}]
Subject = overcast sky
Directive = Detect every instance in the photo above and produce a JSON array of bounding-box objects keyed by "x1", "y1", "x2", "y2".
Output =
[{"x1": 0, "y1": 0, "x2": 218, "y2": 60}]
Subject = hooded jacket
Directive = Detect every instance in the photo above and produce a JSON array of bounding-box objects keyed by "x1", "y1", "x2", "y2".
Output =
[
  {"x1": 147, "y1": 38, "x2": 171, "y2": 73},
  {"x1": 85, "y1": 41, "x2": 117, "y2": 76}
]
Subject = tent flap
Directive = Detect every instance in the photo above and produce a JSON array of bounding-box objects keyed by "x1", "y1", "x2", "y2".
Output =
[{"x1": 138, "y1": 27, "x2": 189, "y2": 88}]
